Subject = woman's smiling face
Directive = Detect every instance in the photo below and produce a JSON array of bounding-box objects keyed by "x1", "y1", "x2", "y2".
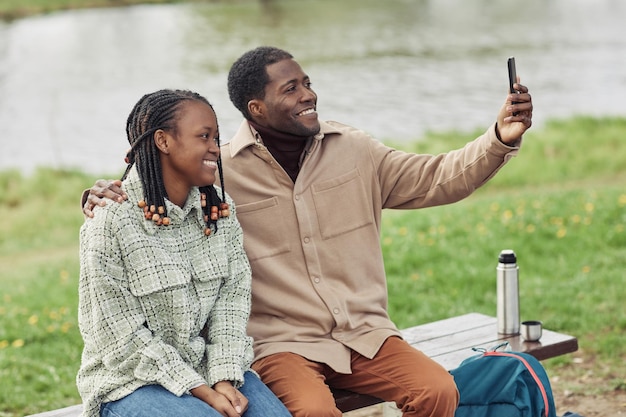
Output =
[{"x1": 158, "y1": 100, "x2": 220, "y2": 205}]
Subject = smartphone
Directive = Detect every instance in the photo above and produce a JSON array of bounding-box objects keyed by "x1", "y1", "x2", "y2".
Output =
[
  {"x1": 507, "y1": 57, "x2": 517, "y2": 94},
  {"x1": 508, "y1": 57, "x2": 519, "y2": 114}
]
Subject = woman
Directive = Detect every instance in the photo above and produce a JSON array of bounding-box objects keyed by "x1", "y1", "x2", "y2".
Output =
[{"x1": 77, "y1": 89, "x2": 290, "y2": 417}]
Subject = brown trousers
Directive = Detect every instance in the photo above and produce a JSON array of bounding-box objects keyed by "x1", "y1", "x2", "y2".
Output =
[{"x1": 252, "y1": 336, "x2": 459, "y2": 417}]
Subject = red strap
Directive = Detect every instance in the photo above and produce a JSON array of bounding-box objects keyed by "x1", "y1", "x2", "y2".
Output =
[{"x1": 484, "y1": 352, "x2": 549, "y2": 417}]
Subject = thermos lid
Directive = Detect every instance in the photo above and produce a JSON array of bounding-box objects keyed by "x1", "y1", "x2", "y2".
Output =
[{"x1": 498, "y1": 249, "x2": 517, "y2": 263}]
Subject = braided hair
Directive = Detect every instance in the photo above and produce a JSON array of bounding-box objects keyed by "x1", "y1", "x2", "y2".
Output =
[{"x1": 121, "y1": 89, "x2": 227, "y2": 234}]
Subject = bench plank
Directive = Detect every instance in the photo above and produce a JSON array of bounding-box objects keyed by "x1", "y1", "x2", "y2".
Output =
[
  {"x1": 26, "y1": 405, "x2": 83, "y2": 417},
  {"x1": 26, "y1": 313, "x2": 578, "y2": 416}
]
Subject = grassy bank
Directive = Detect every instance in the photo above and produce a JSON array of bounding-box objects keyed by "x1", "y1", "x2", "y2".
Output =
[{"x1": 1, "y1": 116, "x2": 625, "y2": 416}]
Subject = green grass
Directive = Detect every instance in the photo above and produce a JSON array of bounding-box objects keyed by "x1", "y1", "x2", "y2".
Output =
[
  {"x1": 0, "y1": 169, "x2": 95, "y2": 415},
  {"x1": 1, "y1": 116, "x2": 625, "y2": 415}
]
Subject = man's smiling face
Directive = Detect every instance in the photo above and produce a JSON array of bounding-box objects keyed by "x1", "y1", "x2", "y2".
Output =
[{"x1": 254, "y1": 58, "x2": 321, "y2": 137}]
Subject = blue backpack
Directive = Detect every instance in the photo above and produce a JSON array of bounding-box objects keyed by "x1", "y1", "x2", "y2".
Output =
[{"x1": 450, "y1": 346, "x2": 557, "y2": 417}]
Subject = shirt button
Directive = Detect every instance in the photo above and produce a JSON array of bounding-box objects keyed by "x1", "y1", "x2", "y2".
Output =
[
  {"x1": 294, "y1": 194, "x2": 300, "y2": 200},
  {"x1": 303, "y1": 237, "x2": 310, "y2": 243},
  {"x1": 313, "y1": 277, "x2": 320, "y2": 283},
  {"x1": 333, "y1": 308, "x2": 340, "y2": 315}
]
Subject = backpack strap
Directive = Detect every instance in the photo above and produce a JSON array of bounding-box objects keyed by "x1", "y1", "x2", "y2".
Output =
[{"x1": 484, "y1": 352, "x2": 550, "y2": 417}]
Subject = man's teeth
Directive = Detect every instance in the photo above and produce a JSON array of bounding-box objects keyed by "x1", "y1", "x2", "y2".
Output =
[
  {"x1": 203, "y1": 160, "x2": 217, "y2": 167},
  {"x1": 298, "y1": 109, "x2": 315, "y2": 116}
]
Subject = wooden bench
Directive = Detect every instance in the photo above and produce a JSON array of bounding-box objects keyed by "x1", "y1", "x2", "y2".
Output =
[{"x1": 26, "y1": 312, "x2": 578, "y2": 416}]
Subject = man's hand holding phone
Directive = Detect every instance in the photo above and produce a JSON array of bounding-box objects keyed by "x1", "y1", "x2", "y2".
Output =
[{"x1": 495, "y1": 56, "x2": 533, "y2": 144}]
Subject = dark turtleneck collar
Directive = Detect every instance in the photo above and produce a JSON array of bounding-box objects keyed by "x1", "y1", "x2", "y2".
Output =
[{"x1": 249, "y1": 121, "x2": 309, "y2": 182}]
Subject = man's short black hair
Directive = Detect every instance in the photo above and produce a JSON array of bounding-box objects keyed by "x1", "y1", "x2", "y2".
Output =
[{"x1": 227, "y1": 46, "x2": 293, "y2": 120}]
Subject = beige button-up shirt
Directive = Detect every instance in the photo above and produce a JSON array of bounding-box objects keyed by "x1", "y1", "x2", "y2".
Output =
[{"x1": 220, "y1": 120, "x2": 519, "y2": 374}]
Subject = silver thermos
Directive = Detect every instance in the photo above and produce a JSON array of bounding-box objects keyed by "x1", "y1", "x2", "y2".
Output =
[{"x1": 497, "y1": 249, "x2": 520, "y2": 335}]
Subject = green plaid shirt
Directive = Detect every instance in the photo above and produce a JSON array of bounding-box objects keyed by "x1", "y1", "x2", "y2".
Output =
[{"x1": 77, "y1": 169, "x2": 253, "y2": 417}]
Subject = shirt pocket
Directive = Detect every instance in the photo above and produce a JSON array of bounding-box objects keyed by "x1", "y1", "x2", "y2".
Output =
[
  {"x1": 312, "y1": 168, "x2": 374, "y2": 240},
  {"x1": 126, "y1": 259, "x2": 192, "y2": 331},
  {"x1": 236, "y1": 196, "x2": 291, "y2": 261},
  {"x1": 187, "y1": 231, "x2": 229, "y2": 283},
  {"x1": 127, "y1": 260, "x2": 190, "y2": 297}
]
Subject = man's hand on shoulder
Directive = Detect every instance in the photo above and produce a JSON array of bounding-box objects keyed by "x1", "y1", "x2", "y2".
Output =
[{"x1": 82, "y1": 179, "x2": 127, "y2": 218}]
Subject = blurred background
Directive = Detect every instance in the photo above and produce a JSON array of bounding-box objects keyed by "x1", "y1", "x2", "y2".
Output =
[
  {"x1": 1, "y1": 1, "x2": 625, "y2": 416},
  {"x1": 1, "y1": 0, "x2": 625, "y2": 176}
]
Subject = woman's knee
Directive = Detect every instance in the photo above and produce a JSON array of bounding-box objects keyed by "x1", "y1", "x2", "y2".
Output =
[{"x1": 101, "y1": 385, "x2": 220, "y2": 417}]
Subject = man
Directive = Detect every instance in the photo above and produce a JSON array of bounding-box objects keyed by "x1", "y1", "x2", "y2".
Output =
[{"x1": 85, "y1": 46, "x2": 533, "y2": 417}]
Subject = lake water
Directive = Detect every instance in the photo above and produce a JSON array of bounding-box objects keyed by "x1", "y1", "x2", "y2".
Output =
[{"x1": 1, "y1": 0, "x2": 625, "y2": 175}]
